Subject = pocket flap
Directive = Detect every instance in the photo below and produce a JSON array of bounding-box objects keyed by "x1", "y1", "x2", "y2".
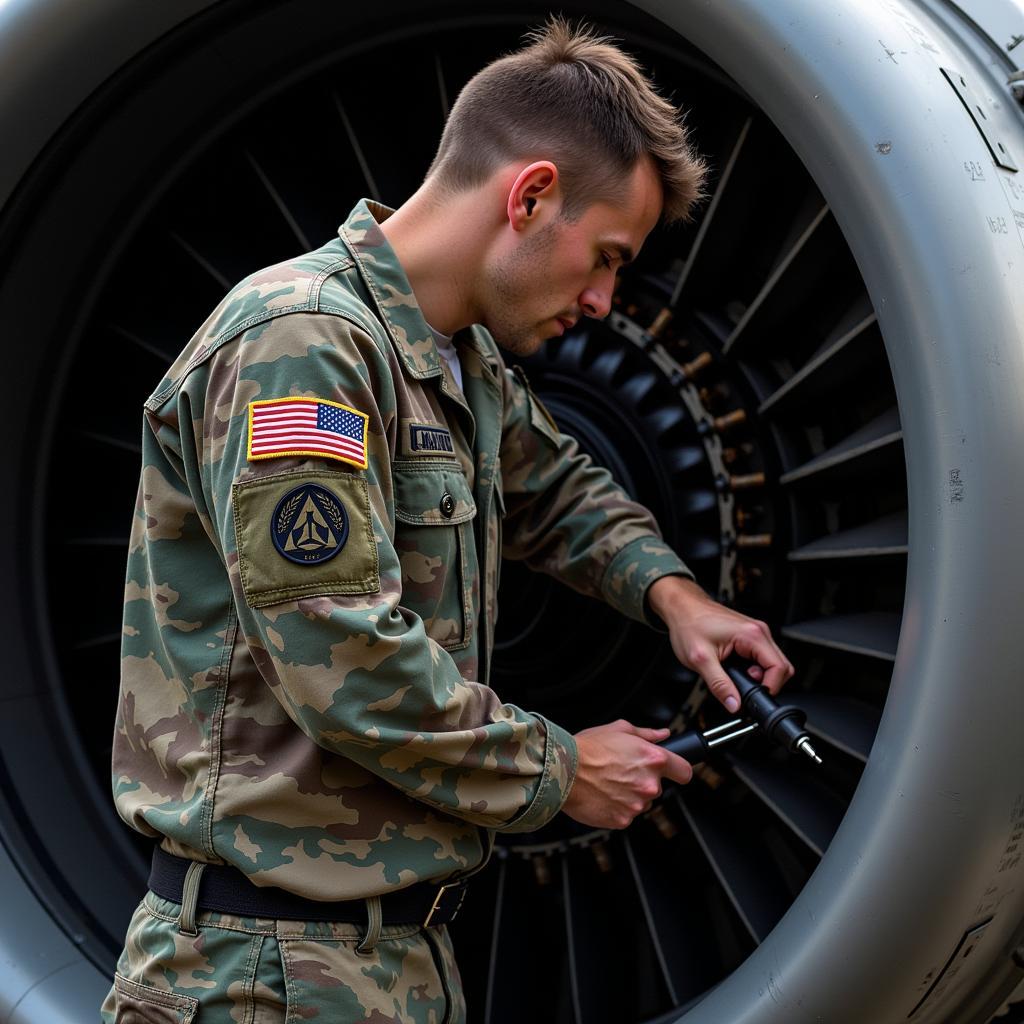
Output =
[
  {"x1": 512, "y1": 364, "x2": 561, "y2": 450},
  {"x1": 113, "y1": 974, "x2": 199, "y2": 1022},
  {"x1": 394, "y1": 463, "x2": 476, "y2": 525}
]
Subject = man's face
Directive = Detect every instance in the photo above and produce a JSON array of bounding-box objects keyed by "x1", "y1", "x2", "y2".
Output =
[{"x1": 482, "y1": 158, "x2": 663, "y2": 356}]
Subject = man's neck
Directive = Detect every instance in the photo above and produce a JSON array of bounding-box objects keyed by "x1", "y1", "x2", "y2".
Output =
[{"x1": 378, "y1": 185, "x2": 487, "y2": 337}]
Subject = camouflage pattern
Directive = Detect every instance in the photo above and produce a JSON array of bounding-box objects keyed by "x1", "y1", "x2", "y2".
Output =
[
  {"x1": 111, "y1": 196, "x2": 694, "y2": 903},
  {"x1": 100, "y1": 891, "x2": 465, "y2": 1022}
]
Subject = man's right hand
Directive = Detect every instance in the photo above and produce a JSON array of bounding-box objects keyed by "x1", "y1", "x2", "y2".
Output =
[{"x1": 561, "y1": 719, "x2": 693, "y2": 830}]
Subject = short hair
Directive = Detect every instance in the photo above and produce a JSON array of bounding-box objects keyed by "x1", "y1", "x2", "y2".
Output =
[{"x1": 425, "y1": 16, "x2": 708, "y2": 224}]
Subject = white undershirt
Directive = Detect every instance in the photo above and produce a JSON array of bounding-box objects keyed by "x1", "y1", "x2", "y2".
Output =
[{"x1": 428, "y1": 323, "x2": 463, "y2": 392}]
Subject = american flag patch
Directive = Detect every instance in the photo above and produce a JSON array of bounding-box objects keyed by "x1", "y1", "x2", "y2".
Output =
[{"x1": 247, "y1": 397, "x2": 368, "y2": 469}]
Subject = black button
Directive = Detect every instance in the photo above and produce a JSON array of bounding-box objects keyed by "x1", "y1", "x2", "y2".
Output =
[{"x1": 439, "y1": 491, "x2": 455, "y2": 518}]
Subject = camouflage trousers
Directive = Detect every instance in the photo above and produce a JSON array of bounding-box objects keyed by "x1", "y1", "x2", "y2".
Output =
[{"x1": 99, "y1": 889, "x2": 465, "y2": 1023}]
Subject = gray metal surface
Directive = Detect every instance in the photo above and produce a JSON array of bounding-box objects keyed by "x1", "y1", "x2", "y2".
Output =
[
  {"x1": 0, "y1": 837, "x2": 109, "y2": 1021},
  {"x1": 945, "y1": 0, "x2": 1024, "y2": 71},
  {"x1": 632, "y1": 0, "x2": 1024, "y2": 1020}
]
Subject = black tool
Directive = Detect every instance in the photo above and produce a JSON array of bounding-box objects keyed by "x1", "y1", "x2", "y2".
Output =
[
  {"x1": 726, "y1": 660, "x2": 822, "y2": 763},
  {"x1": 662, "y1": 717, "x2": 760, "y2": 765},
  {"x1": 662, "y1": 659, "x2": 822, "y2": 766}
]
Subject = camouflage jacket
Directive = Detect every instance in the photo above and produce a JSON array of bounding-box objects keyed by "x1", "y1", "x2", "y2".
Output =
[{"x1": 112, "y1": 198, "x2": 694, "y2": 900}]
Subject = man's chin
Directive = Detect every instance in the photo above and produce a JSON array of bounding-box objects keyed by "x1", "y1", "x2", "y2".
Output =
[{"x1": 493, "y1": 330, "x2": 547, "y2": 357}]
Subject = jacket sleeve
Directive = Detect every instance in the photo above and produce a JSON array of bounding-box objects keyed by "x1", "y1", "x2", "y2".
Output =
[
  {"x1": 499, "y1": 365, "x2": 695, "y2": 626},
  {"x1": 166, "y1": 312, "x2": 576, "y2": 834}
]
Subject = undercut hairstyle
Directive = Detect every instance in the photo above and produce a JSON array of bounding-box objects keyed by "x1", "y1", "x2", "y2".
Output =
[{"x1": 425, "y1": 16, "x2": 708, "y2": 224}]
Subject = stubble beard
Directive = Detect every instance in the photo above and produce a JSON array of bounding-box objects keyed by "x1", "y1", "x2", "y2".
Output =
[{"x1": 484, "y1": 224, "x2": 559, "y2": 357}]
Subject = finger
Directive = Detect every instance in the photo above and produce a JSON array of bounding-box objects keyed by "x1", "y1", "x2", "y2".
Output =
[
  {"x1": 747, "y1": 664, "x2": 764, "y2": 681},
  {"x1": 759, "y1": 648, "x2": 792, "y2": 694},
  {"x1": 734, "y1": 635, "x2": 790, "y2": 695},
  {"x1": 660, "y1": 750, "x2": 693, "y2": 786},
  {"x1": 616, "y1": 721, "x2": 673, "y2": 742},
  {"x1": 634, "y1": 726, "x2": 672, "y2": 743},
  {"x1": 698, "y1": 650, "x2": 742, "y2": 713}
]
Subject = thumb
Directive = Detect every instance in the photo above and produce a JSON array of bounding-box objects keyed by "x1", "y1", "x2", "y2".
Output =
[{"x1": 702, "y1": 656, "x2": 741, "y2": 714}]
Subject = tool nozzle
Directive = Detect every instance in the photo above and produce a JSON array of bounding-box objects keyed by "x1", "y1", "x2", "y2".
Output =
[{"x1": 797, "y1": 737, "x2": 823, "y2": 765}]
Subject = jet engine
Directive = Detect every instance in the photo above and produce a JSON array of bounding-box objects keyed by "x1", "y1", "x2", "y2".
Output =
[{"x1": 1, "y1": 1, "x2": 1022, "y2": 1021}]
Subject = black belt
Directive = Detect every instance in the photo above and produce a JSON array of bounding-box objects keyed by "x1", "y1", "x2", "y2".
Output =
[{"x1": 148, "y1": 845, "x2": 468, "y2": 927}]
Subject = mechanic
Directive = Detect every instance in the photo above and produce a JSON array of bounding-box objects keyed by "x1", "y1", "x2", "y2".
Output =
[{"x1": 101, "y1": 16, "x2": 794, "y2": 1023}]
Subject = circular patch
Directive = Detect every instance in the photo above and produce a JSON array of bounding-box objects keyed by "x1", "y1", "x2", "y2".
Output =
[{"x1": 271, "y1": 483, "x2": 349, "y2": 565}]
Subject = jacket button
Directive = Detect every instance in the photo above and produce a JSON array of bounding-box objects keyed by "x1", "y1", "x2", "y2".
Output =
[{"x1": 439, "y1": 492, "x2": 455, "y2": 519}]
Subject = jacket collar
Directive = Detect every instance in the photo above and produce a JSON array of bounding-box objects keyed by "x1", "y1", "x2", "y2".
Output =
[
  {"x1": 338, "y1": 198, "x2": 500, "y2": 379},
  {"x1": 338, "y1": 198, "x2": 439, "y2": 379}
]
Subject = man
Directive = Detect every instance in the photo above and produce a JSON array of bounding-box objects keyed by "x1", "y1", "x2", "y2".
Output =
[{"x1": 102, "y1": 16, "x2": 793, "y2": 1024}]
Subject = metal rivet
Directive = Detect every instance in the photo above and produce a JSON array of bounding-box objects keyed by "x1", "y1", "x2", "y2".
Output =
[
  {"x1": 591, "y1": 841, "x2": 613, "y2": 873},
  {"x1": 531, "y1": 855, "x2": 552, "y2": 886},
  {"x1": 649, "y1": 805, "x2": 679, "y2": 840},
  {"x1": 439, "y1": 491, "x2": 455, "y2": 518}
]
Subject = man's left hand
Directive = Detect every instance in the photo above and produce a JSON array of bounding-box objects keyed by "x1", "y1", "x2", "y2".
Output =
[{"x1": 647, "y1": 575, "x2": 795, "y2": 713}]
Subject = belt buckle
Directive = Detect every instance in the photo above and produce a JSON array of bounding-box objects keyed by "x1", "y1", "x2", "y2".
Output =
[{"x1": 422, "y1": 881, "x2": 466, "y2": 928}]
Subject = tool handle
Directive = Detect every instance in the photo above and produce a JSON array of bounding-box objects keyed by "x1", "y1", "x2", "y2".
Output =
[
  {"x1": 724, "y1": 659, "x2": 810, "y2": 754},
  {"x1": 661, "y1": 729, "x2": 710, "y2": 766}
]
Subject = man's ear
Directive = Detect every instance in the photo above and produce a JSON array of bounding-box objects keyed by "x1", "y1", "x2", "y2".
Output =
[{"x1": 506, "y1": 161, "x2": 559, "y2": 231}]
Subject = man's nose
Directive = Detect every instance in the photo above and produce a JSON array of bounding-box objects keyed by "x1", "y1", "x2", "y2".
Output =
[{"x1": 580, "y1": 284, "x2": 613, "y2": 320}]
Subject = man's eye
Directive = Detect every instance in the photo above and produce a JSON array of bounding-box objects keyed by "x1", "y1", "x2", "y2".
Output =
[{"x1": 599, "y1": 252, "x2": 613, "y2": 270}]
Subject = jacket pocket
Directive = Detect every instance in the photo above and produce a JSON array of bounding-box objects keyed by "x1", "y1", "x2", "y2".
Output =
[
  {"x1": 112, "y1": 973, "x2": 199, "y2": 1023},
  {"x1": 393, "y1": 461, "x2": 476, "y2": 651}
]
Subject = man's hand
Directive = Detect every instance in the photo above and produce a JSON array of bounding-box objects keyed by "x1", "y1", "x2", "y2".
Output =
[
  {"x1": 648, "y1": 575, "x2": 795, "y2": 713},
  {"x1": 562, "y1": 719, "x2": 692, "y2": 829}
]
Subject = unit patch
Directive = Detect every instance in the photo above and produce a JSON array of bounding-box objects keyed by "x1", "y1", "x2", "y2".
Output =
[
  {"x1": 408, "y1": 422, "x2": 454, "y2": 455},
  {"x1": 271, "y1": 483, "x2": 349, "y2": 565},
  {"x1": 232, "y1": 470, "x2": 379, "y2": 608}
]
